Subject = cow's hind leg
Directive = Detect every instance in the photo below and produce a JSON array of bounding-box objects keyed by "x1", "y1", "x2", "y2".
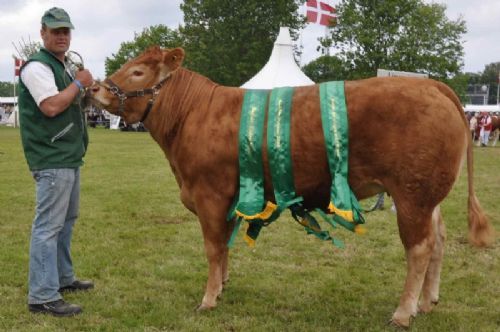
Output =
[
  {"x1": 419, "y1": 206, "x2": 446, "y2": 313},
  {"x1": 221, "y1": 219, "x2": 236, "y2": 290},
  {"x1": 491, "y1": 129, "x2": 499, "y2": 147},
  {"x1": 391, "y1": 204, "x2": 435, "y2": 328}
]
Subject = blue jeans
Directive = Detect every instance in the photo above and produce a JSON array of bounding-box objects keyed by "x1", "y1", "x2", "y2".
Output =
[
  {"x1": 480, "y1": 130, "x2": 491, "y2": 145},
  {"x1": 28, "y1": 168, "x2": 80, "y2": 304}
]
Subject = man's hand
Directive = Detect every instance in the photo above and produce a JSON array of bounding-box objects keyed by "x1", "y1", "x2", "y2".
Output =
[
  {"x1": 40, "y1": 69, "x2": 95, "y2": 117},
  {"x1": 75, "y1": 69, "x2": 93, "y2": 88}
]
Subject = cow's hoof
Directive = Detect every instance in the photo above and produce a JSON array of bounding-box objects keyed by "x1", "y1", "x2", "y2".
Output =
[
  {"x1": 195, "y1": 302, "x2": 216, "y2": 312},
  {"x1": 418, "y1": 299, "x2": 439, "y2": 313},
  {"x1": 418, "y1": 303, "x2": 433, "y2": 314},
  {"x1": 389, "y1": 315, "x2": 411, "y2": 330}
]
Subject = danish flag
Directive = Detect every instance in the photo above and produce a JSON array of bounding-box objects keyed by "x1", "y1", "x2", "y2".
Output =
[
  {"x1": 14, "y1": 57, "x2": 25, "y2": 76},
  {"x1": 306, "y1": 0, "x2": 336, "y2": 26}
]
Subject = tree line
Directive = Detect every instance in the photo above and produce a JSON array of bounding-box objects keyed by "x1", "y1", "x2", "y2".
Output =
[
  {"x1": 2, "y1": 0, "x2": 499, "y2": 104},
  {"x1": 105, "y1": 0, "x2": 499, "y2": 104}
]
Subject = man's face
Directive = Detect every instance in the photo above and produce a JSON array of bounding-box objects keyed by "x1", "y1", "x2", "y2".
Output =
[{"x1": 41, "y1": 26, "x2": 71, "y2": 56}]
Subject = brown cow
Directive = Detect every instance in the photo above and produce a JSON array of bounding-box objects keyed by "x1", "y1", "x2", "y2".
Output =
[
  {"x1": 476, "y1": 114, "x2": 500, "y2": 146},
  {"x1": 491, "y1": 115, "x2": 500, "y2": 146},
  {"x1": 492, "y1": 115, "x2": 500, "y2": 131},
  {"x1": 89, "y1": 46, "x2": 495, "y2": 328}
]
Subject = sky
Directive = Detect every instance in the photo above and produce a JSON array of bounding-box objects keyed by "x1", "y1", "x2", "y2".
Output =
[{"x1": 1, "y1": 0, "x2": 499, "y2": 83}]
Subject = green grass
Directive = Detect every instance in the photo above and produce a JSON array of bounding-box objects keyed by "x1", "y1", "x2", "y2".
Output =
[{"x1": 0, "y1": 126, "x2": 498, "y2": 332}]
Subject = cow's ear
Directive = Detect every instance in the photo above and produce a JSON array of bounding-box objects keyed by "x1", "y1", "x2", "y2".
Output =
[{"x1": 163, "y1": 48, "x2": 185, "y2": 71}]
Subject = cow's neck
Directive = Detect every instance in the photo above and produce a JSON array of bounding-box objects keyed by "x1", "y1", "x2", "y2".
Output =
[{"x1": 145, "y1": 68, "x2": 219, "y2": 152}]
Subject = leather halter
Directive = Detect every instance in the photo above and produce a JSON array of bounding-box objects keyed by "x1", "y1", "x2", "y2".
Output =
[{"x1": 102, "y1": 74, "x2": 171, "y2": 123}]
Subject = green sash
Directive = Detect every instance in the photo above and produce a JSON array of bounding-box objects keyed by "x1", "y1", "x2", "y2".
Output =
[
  {"x1": 233, "y1": 90, "x2": 278, "y2": 247},
  {"x1": 267, "y1": 87, "x2": 303, "y2": 210},
  {"x1": 319, "y1": 82, "x2": 365, "y2": 233},
  {"x1": 234, "y1": 90, "x2": 277, "y2": 221}
]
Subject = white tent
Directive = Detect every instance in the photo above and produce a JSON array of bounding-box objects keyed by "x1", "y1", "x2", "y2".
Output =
[
  {"x1": 241, "y1": 27, "x2": 314, "y2": 89},
  {"x1": 0, "y1": 96, "x2": 17, "y2": 104},
  {"x1": 4, "y1": 106, "x2": 19, "y2": 127}
]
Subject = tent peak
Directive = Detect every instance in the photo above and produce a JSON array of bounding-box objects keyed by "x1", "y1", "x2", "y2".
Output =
[
  {"x1": 275, "y1": 27, "x2": 292, "y2": 46},
  {"x1": 241, "y1": 27, "x2": 315, "y2": 89}
]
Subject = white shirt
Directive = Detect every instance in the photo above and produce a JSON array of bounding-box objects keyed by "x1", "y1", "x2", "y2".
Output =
[
  {"x1": 469, "y1": 116, "x2": 477, "y2": 130},
  {"x1": 20, "y1": 61, "x2": 75, "y2": 107}
]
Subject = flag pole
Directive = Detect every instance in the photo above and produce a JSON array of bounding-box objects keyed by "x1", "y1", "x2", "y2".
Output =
[
  {"x1": 497, "y1": 72, "x2": 499, "y2": 105},
  {"x1": 12, "y1": 56, "x2": 19, "y2": 128},
  {"x1": 12, "y1": 56, "x2": 16, "y2": 99},
  {"x1": 325, "y1": 26, "x2": 330, "y2": 56},
  {"x1": 13, "y1": 76, "x2": 18, "y2": 128},
  {"x1": 299, "y1": 31, "x2": 304, "y2": 66}
]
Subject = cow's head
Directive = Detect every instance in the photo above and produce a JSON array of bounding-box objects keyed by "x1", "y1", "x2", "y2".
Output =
[{"x1": 90, "y1": 46, "x2": 185, "y2": 124}]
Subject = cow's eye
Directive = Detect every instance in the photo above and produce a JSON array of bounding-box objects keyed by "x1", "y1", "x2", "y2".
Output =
[{"x1": 133, "y1": 70, "x2": 144, "y2": 77}]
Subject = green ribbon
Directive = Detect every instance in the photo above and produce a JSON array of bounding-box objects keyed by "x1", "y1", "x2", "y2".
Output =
[
  {"x1": 319, "y1": 81, "x2": 364, "y2": 227},
  {"x1": 234, "y1": 89, "x2": 270, "y2": 218},
  {"x1": 267, "y1": 87, "x2": 303, "y2": 210}
]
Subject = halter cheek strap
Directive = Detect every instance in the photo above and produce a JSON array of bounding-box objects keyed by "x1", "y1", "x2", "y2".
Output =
[{"x1": 103, "y1": 74, "x2": 171, "y2": 123}]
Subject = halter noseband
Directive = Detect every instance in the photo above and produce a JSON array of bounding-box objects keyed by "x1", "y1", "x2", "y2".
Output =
[{"x1": 103, "y1": 74, "x2": 171, "y2": 123}]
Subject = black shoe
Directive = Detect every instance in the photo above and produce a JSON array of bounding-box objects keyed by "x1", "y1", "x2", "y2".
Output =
[
  {"x1": 59, "y1": 280, "x2": 94, "y2": 293},
  {"x1": 28, "y1": 299, "x2": 82, "y2": 317}
]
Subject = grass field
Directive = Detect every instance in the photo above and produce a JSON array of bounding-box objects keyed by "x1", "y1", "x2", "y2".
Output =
[{"x1": 0, "y1": 126, "x2": 498, "y2": 332}]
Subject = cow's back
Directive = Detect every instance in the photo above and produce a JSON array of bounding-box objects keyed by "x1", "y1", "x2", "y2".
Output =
[{"x1": 285, "y1": 77, "x2": 468, "y2": 211}]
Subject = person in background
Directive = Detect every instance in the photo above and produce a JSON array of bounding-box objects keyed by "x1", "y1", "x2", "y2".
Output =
[
  {"x1": 479, "y1": 111, "x2": 492, "y2": 147},
  {"x1": 18, "y1": 7, "x2": 94, "y2": 317},
  {"x1": 469, "y1": 112, "x2": 478, "y2": 142}
]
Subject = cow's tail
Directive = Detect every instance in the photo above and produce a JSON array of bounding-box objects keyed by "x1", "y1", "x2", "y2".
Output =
[
  {"x1": 465, "y1": 136, "x2": 495, "y2": 247},
  {"x1": 433, "y1": 80, "x2": 495, "y2": 247}
]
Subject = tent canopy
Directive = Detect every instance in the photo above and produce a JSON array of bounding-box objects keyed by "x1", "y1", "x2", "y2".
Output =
[
  {"x1": 241, "y1": 27, "x2": 314, "y2": 89},
  {"x1": 0, "y1": 96, "x2": 17, "y2": 105},
  {"x1": 464, "y1": 104, "x2": 500, "y2": 113}
]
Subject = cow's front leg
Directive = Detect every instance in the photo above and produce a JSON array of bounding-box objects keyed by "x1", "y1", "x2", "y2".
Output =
[
  {"x1": 198, "y1": 233, "x2": 225, "y2": 310},
  {"x1": 195, "y1": 196, "x2": 232, "y2": 311}
]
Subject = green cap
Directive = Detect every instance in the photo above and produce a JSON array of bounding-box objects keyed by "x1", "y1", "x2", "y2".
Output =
[{"x1": 41, "y1": 7, "x2": 74, "y2": 29}]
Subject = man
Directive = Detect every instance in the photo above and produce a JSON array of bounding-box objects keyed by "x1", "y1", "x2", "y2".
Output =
[{"x1": 18, "y1": 7, "x2": 94, "y2": 317}]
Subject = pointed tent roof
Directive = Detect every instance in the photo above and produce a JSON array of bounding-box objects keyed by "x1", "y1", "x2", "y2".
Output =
[{"x1": 241, "y1": 27, "x2": 315, "y2": 89}]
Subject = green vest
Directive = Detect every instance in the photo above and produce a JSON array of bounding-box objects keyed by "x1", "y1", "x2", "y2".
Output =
[{"x1": 18, "y1": 48, "x2": 88, "y2": 171}]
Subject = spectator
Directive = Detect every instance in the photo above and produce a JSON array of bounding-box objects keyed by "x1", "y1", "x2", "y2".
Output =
[
  {"x1": 469, "y1": 113, "x2": 478, "y2": 141},
  {"x1": 479, "y1": 112, "x2": 492, "y2": 147}
]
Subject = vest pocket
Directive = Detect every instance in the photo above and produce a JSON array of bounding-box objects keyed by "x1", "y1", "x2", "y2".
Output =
[{"x1": 51, "y1": 122, "x2": 74, "y2": 142}]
